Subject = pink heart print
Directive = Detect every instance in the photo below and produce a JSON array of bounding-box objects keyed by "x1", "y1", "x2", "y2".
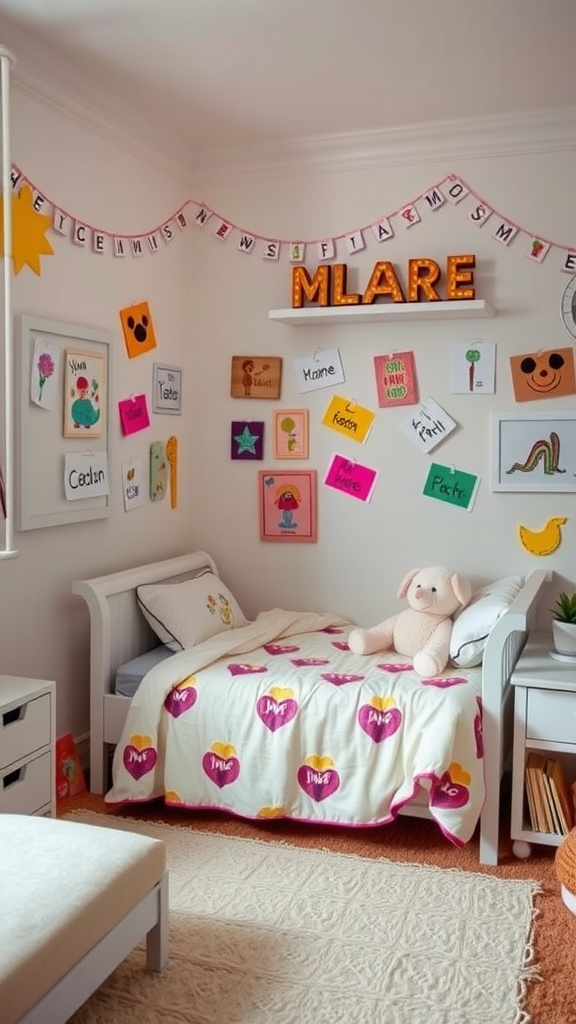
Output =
[
  {"x1": 257, "y1": 695, "x2": 298, "y2": 731},
  {"x1": 123, "y1": 744, "x2": 158, "y2": 780},
  {"x1": 297, "y1": 764, "x2": 340, "y2": 801},
  {"x1": 263, "y1": 643, "x2": 300, "y2": 655},
  {"x1": 164, "y1": 685, "x2": 197, "y2": 718},
  {"x1": 421, "y1": 676, "x2": 466, "y2": 688},
  {"x1": 228, "y1": 663, "x2": 268, "y2": 676},
  {"x1": 430, "y1": 770, "x2": 470, "y2": 810},
  {"x1": 202, "y1": 751, "x2": 240, "y2": 788},
  {"x1": 474, "y1": 696, "x2": 483, "y2": 758},
  {"x1": 358, "y1": 704, "x2": 402, "y2": 742},
  {"x1": 321, "y1": 672, "x2": 364, "y2": 686}
]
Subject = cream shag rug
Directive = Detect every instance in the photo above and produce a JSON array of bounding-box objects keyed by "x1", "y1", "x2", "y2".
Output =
[{"x1": 67, "y1": 812, "x2": 539, "y2": 1024}]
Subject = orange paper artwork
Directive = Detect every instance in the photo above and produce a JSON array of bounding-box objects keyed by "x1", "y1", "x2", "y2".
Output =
[
  {"x1": 120, "y1": 300, "x2": 157, "y2": 358},
  {"x1": 510, "y1": 347, "x2": 576, "y2": 402}
]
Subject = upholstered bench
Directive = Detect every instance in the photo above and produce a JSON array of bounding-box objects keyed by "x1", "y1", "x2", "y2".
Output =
[{"x1": 0, "y1": 814, "x2": 168, "y2": 1024}]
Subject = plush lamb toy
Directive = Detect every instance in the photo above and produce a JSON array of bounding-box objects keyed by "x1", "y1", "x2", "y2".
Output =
[{"x1": 348, "y1": 566, "x2": 472, "y2": 677}]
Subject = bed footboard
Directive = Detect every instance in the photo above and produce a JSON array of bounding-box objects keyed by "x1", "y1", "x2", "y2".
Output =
[{"x1": 478, "y1": 569, "x2": 551, "y2": 865}]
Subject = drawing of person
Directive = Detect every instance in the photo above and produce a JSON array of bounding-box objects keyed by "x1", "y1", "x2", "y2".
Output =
[
  {"x1": 242, "y1": 359, "x2": 254, "y2": 395},
  {"x1": 274, "y1": 485, "x2": 300, "y2": 529},
  {"x1": 71, "y1": 375, "x2": 100, "y2": 429}
]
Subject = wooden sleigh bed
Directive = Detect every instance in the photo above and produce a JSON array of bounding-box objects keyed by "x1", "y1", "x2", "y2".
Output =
[{"x1": 72, "y1": 551, "x2": 550, "y2": 867}]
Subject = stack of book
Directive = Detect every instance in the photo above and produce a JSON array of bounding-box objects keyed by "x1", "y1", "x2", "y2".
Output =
[{"x1": 524, "y1": 753, "x2": 574, "y2": 835}]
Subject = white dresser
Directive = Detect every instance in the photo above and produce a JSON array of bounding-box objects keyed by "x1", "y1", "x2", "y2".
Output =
[
  {"x1": 510, "y1": 633, "x2": 576, "y2": 857},
  {"x1": 0, "y1": 676, "x2": 56, "y2": 817}
]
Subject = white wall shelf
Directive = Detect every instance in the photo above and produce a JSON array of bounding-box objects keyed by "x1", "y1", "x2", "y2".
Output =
[{"x1": 268, "y1": 299, "x2": 494, "y2": 325}]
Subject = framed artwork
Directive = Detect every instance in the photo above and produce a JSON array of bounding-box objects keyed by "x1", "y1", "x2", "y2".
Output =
[
  {"x1": 16, "y1": 315, "x2": 113, "y2": 530},
  {"x1": 274, "y1": 409, "x2": 309, "y2": 458},
  {"x1": 259, "y1": 469, "x2": 317, "y2": 542},
  {"x1": 230, "y1": 356, "x2": 282, "y2": 399},
  {"x1": 491, "y1": 412, "x2": 576, "y2": 492},
  {"x1": 152, "y1": 363, "x2": 182, "y2": 415},
  {"x1": 64, "y1": 349, "x2": 107, "y2": 438}
]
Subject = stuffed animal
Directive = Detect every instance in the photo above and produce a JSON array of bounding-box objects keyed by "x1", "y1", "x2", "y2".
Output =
[{"x1": 348, "y1": 566, "x2": 472, "y2": 677}]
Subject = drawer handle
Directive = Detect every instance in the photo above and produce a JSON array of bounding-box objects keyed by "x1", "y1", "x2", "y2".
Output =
[
  {"x1": 3, "y1": 766, "x2": 24, "y2": 789},
  {"x1": 2, "y1": 705, "x2": 26, "y2": 727}
]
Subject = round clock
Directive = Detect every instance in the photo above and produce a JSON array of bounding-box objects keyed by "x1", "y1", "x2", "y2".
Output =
[{"x1": 560, "y1": 274, "x2": 576, "y2": 340}]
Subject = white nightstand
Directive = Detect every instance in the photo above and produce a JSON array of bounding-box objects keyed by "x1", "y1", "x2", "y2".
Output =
[
  {"x1": 511, "y1": 633, "x2": 576, "y2": 858},
  {"x1": 0, "y1": 676, "x2": 56, "y2": 817}
]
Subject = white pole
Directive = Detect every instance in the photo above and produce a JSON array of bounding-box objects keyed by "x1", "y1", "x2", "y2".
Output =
[{"x1": 0, "y1": 44, "x2": 17, "y2": 559}]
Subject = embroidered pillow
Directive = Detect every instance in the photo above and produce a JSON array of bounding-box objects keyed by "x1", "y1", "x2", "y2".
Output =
[
  {"x1": 450, "y1": 575, "x2": 524, "y2": 668},
  {"x1": 137, "y1": 572, "x2": 249, "y2": 652}
]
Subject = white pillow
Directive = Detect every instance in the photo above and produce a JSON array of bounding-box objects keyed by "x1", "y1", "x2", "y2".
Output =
[
  {"x1": 137, "y1": 572, "x2": 249, "y2": 652},
  {"x1": 450, "y1": 575, "x2": 524, "y2": 668}
]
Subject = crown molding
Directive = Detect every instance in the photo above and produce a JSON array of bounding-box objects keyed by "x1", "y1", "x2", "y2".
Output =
[
  {"x1": 193, "y1": 108, "x2": 576, "y2": 181},
  {"x1": 4, "y1": 17, "x2": 576, "y2": 183}
]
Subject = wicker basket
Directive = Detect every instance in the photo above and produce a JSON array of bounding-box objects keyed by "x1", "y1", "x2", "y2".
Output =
[{"x1": 555, "y1": 829, "x2": 576, "y2": 914}]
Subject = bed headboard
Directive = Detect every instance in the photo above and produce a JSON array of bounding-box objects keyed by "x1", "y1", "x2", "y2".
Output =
[{"x1": 73, "y1": 551, "x2": 218, "y2": 792}]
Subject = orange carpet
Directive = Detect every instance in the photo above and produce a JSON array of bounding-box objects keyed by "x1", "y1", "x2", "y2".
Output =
[{"x1": 59, "y1": 790, "x2": 576, "y2": 1024}]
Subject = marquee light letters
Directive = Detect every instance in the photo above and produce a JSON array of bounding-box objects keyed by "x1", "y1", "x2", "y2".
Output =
[{"x1": 291, "y1": 255, "x2": 476, "y2": 308}]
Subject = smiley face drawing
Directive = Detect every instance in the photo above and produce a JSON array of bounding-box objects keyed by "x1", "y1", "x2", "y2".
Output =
[{"x1": 510, "y1": 347, "x2": 576, "y2": 402}]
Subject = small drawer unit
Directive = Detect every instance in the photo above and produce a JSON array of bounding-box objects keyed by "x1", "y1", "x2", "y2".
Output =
[
  {"x1": 511, "y1": 634, "x2": 576, "y2": 857},
  {"x1": 0, "y1": 676, "x2": 56, "y2": 817}
]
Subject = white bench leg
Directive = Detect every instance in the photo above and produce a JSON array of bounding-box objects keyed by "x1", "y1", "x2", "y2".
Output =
[{"x1": 146, "y1": 872, "x2": 169, "y2": 971}]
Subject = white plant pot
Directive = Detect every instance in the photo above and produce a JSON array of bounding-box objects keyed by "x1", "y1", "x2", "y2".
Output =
[{"x1": 552, "y1": 619, "x2": 576, "y2": 657}]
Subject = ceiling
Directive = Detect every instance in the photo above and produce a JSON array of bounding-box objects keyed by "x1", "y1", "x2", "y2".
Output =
[{"x1": 0, "y1": 0, "x2": 575, "y2": 165}]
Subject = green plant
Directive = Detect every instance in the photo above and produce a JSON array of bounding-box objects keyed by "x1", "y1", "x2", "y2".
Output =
[{"x1": 551, "y1": 591, "x2": 576, "y2": 624}]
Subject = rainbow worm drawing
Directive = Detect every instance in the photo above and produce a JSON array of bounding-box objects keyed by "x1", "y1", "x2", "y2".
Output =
[{"x1": 506, "y1": 431, "x2": 565, "y2": 475}]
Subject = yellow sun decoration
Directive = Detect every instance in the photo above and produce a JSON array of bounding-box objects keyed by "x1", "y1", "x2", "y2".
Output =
[{"x1": 0, "y1": 183, "x2": 54, "y2": 275}]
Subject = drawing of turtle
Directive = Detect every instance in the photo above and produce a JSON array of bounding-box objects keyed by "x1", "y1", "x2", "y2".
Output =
[{"x1": 71, "y1": 376, "x2": 100, "y2": 429}]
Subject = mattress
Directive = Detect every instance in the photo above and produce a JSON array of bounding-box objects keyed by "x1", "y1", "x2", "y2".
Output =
[{"x1": 115, "y1": 644, "x2": 174, "y2": 697}]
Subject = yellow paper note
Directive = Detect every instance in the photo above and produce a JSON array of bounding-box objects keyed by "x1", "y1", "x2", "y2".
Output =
[{"x1": 322, "y1": 394, "x2": 375, "y2": 444}]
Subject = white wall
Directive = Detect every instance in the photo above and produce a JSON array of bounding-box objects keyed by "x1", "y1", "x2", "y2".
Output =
[
  {"x1": 189, "y1": 150, "x2": 576, "y2": 625},
  {"x1": 0, "y1": 87, "x2": 196, "y2": 739},
  {"x1": 2, "y1": 82, "x2": 575, "y2": 748}
]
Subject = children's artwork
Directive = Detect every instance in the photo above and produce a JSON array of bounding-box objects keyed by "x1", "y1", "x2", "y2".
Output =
[
  {"x1": 55, "y1": 733, "x2": 86, "y2": 799},
  {"x1": 259, "y1": 470, "x2": 317, "y2": 542},
  {"x1": 231, "y1": 421, "x2": 264, "y2": 460},
  {"x1": 64, "y1": 451, "x2": 109, "y2": 501},
  {"x1": 274, "y1": 409, "x2": 309, "y2": 458},
  {"x1": 518, "y1": 516, "x2": 567, "y2": 556},
  {"x1": 231, "y1": 356, "x2": 282, "y2": 399},
  {"x1": 451, "y1": 341, "x2": 496, "y2": 394},
  {"x1": 294, "y1": 347, "x2": 345, "y2": 393},
  {"x1": 322, "y1": 395, "x2": 375, "y2": 444},
  {"x1": 121, "y1": 459, "x2": 145, "y2": 511},
  {"x1": 324, "y1": 454, "x2": 378, "y2": 502},
  {"x1": 150, "y1": 441, "x2": 168, "y2": 501},
  {"x1": 399, "y1": 396, "x2": 457, "y2": 453},
  {"x1": 373, "y1": 351, "x2": 418, "y2": 407},
  {"x1": 166, "y1": 435, "x2": 178, "y2": 508},
  {"x1": 64, "y1": 348, "x2": 106, "y2": 438},
  {"x1": 31, "y1": 338, "x2": 59, "y2": 409},
  {"x1": 152, "y1": 363, "x2": 182, "y2": 414},
  {"x1": 491, "y1": 413, "x2": 576, "y2": 492},
  {"x1": 118, "y1": 394, "x2": 150, "y2": 436},
  {"x1": 120, "y1": 300, "x2": 157, "y2": 358},
  {"x1": 423, "y1": 463, "x2": 480, "y2": 512},
  {"x1": 510, "y1": 347, "x2": 576, "y2": 402}
]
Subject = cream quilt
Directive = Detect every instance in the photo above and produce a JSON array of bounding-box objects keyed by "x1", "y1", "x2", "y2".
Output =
[{"x1": 106, "y1": 610, "x2": 485, "y2": 844}]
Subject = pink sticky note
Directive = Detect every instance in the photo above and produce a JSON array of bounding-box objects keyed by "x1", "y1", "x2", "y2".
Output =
[
  {"x1": 119, "y1": 394, "x2": 150, "y2": 436},
  {"x1": 324, "y1": 453, "x2": 378, "y2": 502}
]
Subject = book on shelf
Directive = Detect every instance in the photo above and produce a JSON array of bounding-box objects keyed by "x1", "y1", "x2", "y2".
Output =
[{"x1": 524, "y1": 752, "x2": 573, "y2": 836}]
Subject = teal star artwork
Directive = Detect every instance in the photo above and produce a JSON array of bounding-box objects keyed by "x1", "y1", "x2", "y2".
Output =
[{"x1": 231, "y1": 421, "x2": 264, "y2": 460}]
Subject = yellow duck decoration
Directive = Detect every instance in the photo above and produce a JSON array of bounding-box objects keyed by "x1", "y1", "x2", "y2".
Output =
[{"x1": 518, "y1": 516, "x2": 567, "y2": 556}]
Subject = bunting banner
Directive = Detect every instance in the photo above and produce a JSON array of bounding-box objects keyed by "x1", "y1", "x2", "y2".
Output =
[{"x1": 7, "y1": 165, "x2": 576, "y2": 275}]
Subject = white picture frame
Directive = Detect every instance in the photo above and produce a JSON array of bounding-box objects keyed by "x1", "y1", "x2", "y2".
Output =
[
  {"x1": 491, "y1": 412, "x2": 576, "y2": 492},
  {"x1": 16, "y1": 315, "x2": 113, "y2": 530},
  {"x1": 152, "y1": 363, "x2": 182, "y2": 415}
]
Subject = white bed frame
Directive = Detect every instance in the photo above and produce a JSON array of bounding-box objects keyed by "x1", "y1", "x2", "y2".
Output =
[{"x1": 73, "y1": 553, "x2": 550, "y2": 866}]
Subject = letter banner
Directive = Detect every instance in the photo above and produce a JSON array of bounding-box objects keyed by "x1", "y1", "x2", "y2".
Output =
[{"x1": 8, "y1": 165, "x2": 576, "y2": 271}]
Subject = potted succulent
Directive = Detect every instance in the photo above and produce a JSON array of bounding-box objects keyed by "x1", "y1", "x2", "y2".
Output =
[{"x1": 551, "y1": 591, "x2": 576, "y2": 657}]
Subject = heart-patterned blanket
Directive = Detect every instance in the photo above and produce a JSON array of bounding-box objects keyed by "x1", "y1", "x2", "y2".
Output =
[{"x1": 106, "y1": 608, "x2": 484, "y2": 844}]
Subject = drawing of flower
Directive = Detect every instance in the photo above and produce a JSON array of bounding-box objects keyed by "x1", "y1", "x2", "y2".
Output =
[{"x1": 37, "y1": 351, "x2": 54, "y2": 401}]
